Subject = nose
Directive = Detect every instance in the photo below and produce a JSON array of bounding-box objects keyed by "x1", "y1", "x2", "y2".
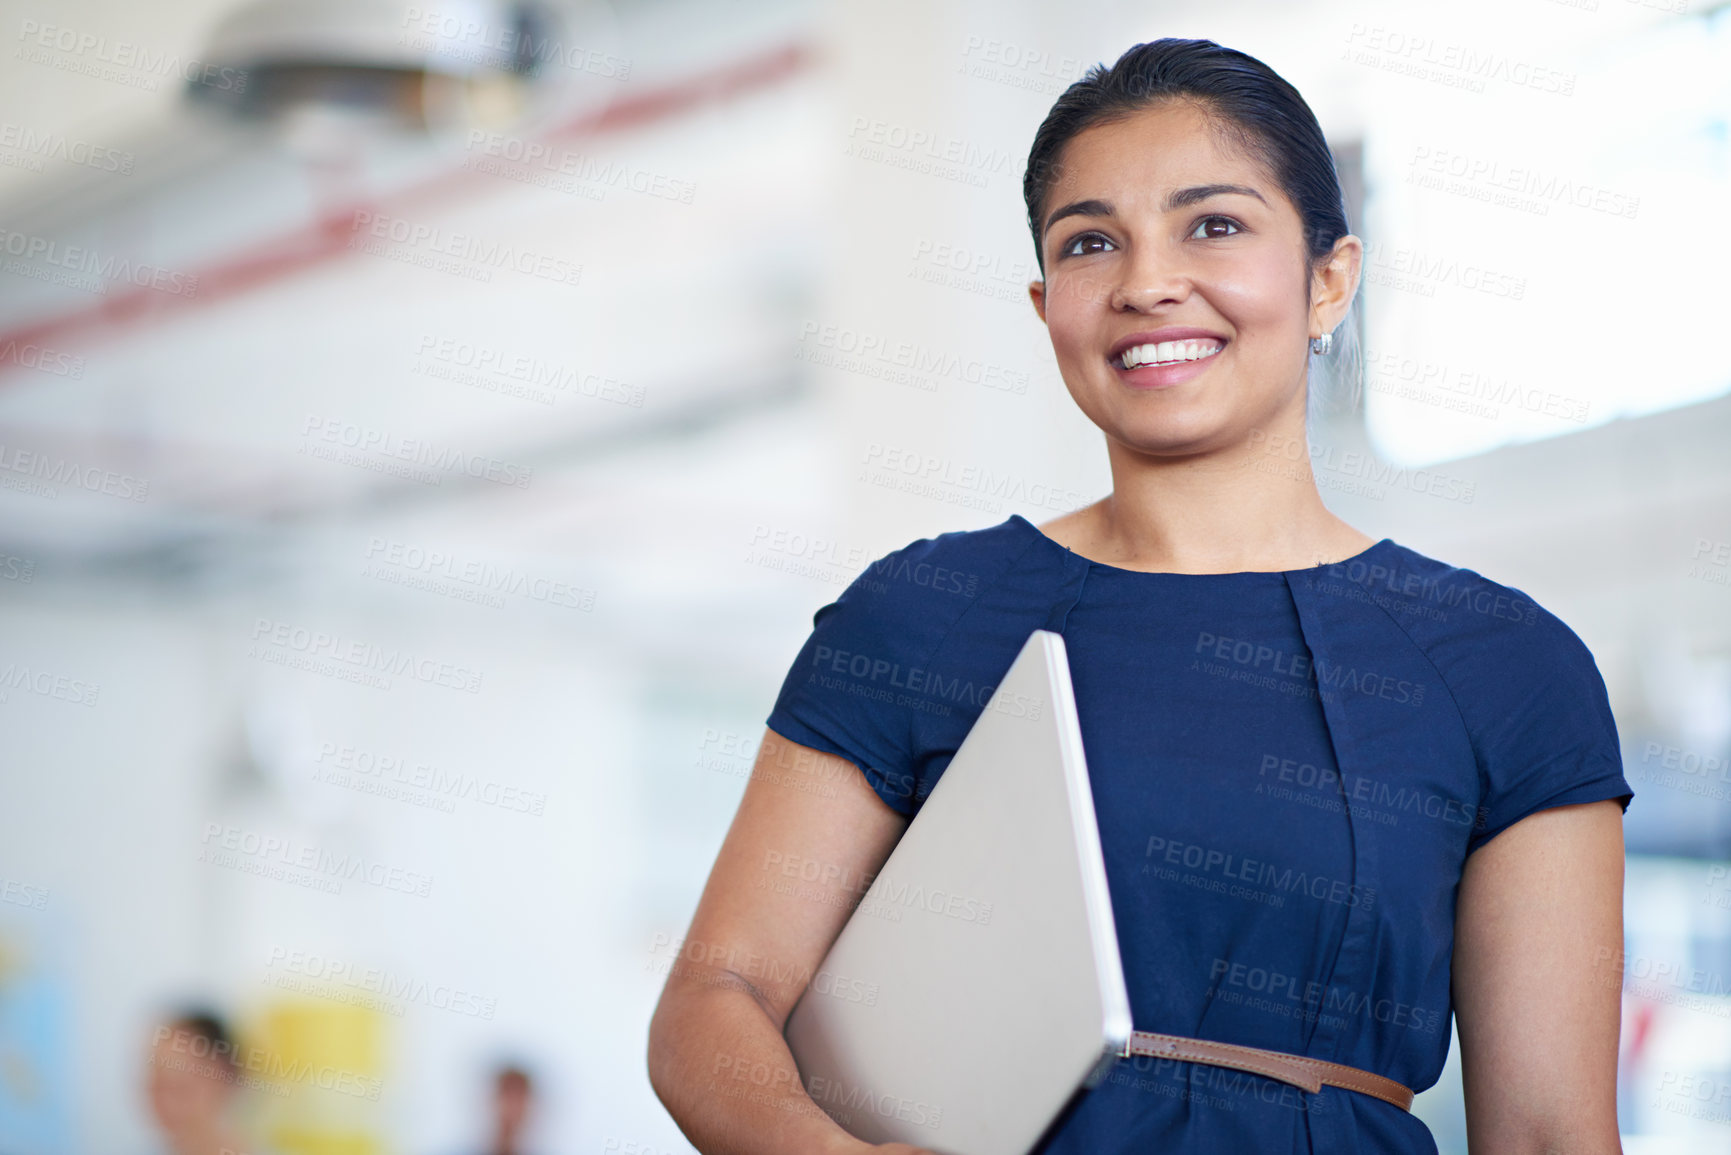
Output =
[{"x1": 1108, "y1": 245, "x2": 1190, "y2": 312}]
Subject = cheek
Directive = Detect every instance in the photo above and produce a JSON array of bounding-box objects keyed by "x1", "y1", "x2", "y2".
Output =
[
  {"x1": 1205, "y1": 257, "x2": 1307, "y2": 335},
  {"x1": 1042, "y1": 277, "x2": 1105, "y2": 360},
  {"x1": 1047, "y1": 267, "x2": 1113, "y2": 316}
]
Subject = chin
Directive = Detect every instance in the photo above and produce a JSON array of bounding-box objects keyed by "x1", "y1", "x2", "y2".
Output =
[{"x1": 1095, "y1": 405, "x2": 1229, "y2": 454}]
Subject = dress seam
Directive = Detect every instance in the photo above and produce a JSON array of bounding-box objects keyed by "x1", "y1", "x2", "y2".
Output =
[
  {"x1": 1046, "y1": 555, "x2": 1091, "y2": 633},
  {"x1": 1280, "y1": 573, "x2": 1366, "y2": 1068}
]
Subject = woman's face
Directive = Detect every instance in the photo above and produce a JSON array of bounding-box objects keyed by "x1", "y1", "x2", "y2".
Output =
[{"x1": 1030, "y1": 99, "x2": 1353, "y2": 457}]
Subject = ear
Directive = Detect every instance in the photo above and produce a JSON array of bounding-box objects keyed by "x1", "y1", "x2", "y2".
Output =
[
  {"x1": 1028, "y1": 278, "x2": 1047, "y2": 324},
  {"x1": 1309, "y1": 234, "x2": 1363, "y2": 337}
]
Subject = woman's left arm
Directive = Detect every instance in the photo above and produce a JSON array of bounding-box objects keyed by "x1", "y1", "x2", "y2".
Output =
[{"x1": 1452, "y1": 798, "x2": 1626, "y2": 1155}]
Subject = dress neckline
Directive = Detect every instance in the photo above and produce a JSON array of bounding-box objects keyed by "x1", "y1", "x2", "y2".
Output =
[{"x1": 1008, "y1": 513, "x2": 1392, "y2": 579}]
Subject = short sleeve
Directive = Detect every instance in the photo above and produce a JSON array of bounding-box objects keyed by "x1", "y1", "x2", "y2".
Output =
[
  {"x1": 764, "y1": 537, "x2": 980, "y2": 816},
  {"x1": 1461, "y1": 604, "x2": 1633, "y2": 855}
]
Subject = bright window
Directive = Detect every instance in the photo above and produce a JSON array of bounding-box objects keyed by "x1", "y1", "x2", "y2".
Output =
[{"x1": 1356, "y1": 6, "x2": 1731, "y2": 467}]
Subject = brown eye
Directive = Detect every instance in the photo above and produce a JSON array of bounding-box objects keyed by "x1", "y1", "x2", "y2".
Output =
[
  {"x1": 1191, "y1": 216, "x2": 1242, "y2": 240},
  {"x1": 1059, "y1": 232, "x2": 1114, "y2": 258}
]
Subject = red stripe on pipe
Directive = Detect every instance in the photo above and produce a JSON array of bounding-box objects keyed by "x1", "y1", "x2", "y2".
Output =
[{"x1": 0, "y1": 39, "x2": 816, "y2": 377}]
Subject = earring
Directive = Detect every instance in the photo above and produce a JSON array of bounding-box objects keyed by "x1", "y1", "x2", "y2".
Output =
[{"x1": 1310, "y1": 331, "x2": 1334, "y2": 356}]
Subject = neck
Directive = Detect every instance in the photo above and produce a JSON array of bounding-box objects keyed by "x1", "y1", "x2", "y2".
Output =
[{"x1": 1094, "y1": 398, "x2": 1364, "y2": 573}]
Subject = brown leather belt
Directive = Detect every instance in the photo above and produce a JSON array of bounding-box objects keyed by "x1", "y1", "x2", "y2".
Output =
[{"x1": 1120, "y1": 1031, "x2": 1414, "y2": 1111}]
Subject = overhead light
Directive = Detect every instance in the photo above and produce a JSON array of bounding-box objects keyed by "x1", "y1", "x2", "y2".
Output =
[{"x1": 190, "y1": 0, "x2": 622, "y2": 132}]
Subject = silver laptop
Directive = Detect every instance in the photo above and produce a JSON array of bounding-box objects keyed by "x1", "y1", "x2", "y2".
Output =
[{"x1": 783, "y1": 628, "x2": 1131, "y2": 1155}]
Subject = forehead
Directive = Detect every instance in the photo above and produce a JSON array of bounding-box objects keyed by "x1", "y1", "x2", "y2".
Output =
[{"x1": 1047, "y1": 99, "x2": 1276, "y2": 205}]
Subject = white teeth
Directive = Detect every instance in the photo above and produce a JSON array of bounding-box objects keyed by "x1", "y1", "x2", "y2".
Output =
[{"x1": 1119, "y1": 338, "x2": 1225, "y2": 369}]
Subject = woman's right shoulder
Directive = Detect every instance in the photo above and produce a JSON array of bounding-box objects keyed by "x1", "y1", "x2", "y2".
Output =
[
  {"x1": 768, "y1": 515, "x2": 1056, "y2": 812},
  {"x1": 810, "y1": 514, "x2": 1047, "y2": 638},
  {"x1": 782, "y1": 515, "x2": 1054, "y2": 694}
]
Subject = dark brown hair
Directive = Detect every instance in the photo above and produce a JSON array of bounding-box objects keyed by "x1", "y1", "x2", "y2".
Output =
[{"x1": 1023, "y1": 37, "x2": 1350, "y2": 290}]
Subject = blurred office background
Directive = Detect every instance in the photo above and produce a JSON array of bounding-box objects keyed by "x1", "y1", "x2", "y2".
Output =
[{"x1": 0, "y1": 0, "x2": 1728, "y2": 1151}]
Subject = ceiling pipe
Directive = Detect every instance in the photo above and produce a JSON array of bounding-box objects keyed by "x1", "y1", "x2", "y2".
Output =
[{"x1": 0, "y1": 0, "x2": 813, "y2": 380}]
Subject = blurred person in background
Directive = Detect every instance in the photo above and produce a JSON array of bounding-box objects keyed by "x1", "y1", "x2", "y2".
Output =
[
  {"x1": 485, "y1": 1064, "x2": 537, "y2": 1155},
  {"x1": 143, "y1": 1010, "x2": 249, "y2": 1155},
  {"x1": 445, "y1": 1061, "x2": 545, "y2": 1155}
]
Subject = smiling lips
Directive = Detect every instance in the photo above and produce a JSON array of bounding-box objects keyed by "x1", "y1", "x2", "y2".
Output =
[{"x1": 1116, "y1": 338, "x2": 1226, "y2": 370}]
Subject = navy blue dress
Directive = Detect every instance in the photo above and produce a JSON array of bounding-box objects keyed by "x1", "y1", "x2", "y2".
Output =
[{"x1": 765, "y1": 513, "x2": 1633, "y2": 1154}]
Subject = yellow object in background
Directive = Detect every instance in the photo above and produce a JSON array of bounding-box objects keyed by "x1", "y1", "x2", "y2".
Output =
[{"x1": 241, "y1": 998, "x2": 390, "y2": 1155}]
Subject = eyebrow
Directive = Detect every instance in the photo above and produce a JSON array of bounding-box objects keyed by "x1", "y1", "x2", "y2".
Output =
[{"x1": 1041, "y1": 184, "x2": 1269, "y2": 241}]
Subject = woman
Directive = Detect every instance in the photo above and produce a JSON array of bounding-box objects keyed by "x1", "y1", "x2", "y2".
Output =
[{"x1": 647, "y1": 38, "x2": 1632, "y2": 1155}]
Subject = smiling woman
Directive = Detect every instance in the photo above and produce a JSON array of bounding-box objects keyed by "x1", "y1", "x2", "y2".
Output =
[{"x1": 647, "y1": 38, "x2": 1632, "y2": 1155}]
